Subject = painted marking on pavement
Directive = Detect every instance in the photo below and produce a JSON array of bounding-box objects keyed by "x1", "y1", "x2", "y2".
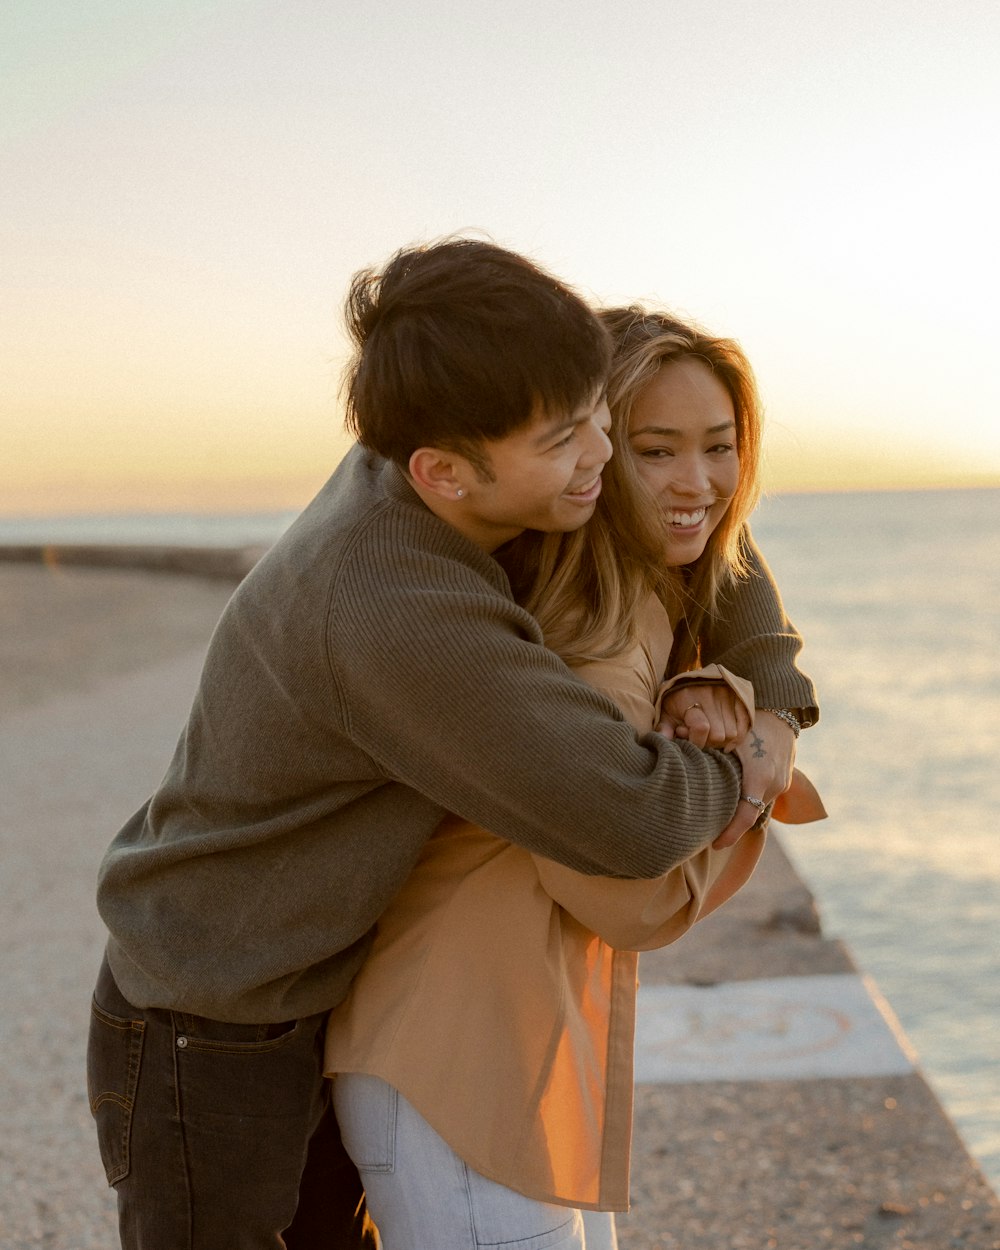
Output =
[{"x1": 635, "y1": 974, "x2": 918, "y2": 1083}]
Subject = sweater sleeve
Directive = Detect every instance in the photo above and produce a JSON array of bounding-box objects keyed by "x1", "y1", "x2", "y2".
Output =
[
  {"x1": 696, "y1": 528, "x2": 819, "y2": 726},
  {"x1": 532, "y1": 635, "x2": 766, "y2": 950},
  {"x1": 326, "y1": 513, "x2": 743, "y2": 880}
]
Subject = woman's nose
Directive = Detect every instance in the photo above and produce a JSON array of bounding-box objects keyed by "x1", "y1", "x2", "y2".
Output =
[{"x1": 671, "y1": 456, "x2": 711, "y2": 495}]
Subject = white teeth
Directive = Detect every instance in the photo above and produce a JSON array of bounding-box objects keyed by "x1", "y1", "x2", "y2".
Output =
[{"x1": 667, "y1": 507, "x2": 707, "y2": 527}]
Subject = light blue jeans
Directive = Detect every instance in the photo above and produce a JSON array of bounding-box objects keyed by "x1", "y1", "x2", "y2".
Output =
[{"x1": 333, "y1": 1073, "x2": 618, "y2": 1250}]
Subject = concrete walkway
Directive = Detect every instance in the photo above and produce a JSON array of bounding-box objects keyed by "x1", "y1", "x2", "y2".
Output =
[
  {"x1": 1, "y1": 561, "x2": 998, "y2": 1249},
  {"x1": 1, "y1": 565, "x2": 237, "y2": 1248}
]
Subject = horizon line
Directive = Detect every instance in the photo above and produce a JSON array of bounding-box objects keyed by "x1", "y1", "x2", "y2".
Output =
[{"x1": 2, "y1": 477, "x2": 999, "y2": 524}]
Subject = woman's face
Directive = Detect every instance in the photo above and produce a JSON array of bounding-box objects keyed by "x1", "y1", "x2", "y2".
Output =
[{"x1": 627, "y1": 357, "x2": 741, "y2": 566}]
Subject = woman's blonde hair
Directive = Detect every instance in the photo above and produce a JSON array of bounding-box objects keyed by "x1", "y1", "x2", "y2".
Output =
[
  {"x1": 500, "y1": 411, "x2": 677, "y2": 666},
  {"x1": 500, "y1": 306, "x2": 764, "y2": 671}
]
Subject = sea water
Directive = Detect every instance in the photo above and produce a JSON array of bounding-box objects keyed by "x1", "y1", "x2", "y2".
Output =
[
  {"x1": 751, "y1": 487, "x2": 1000, "y2": 1190},
  {"x1": 3, "y1": 488, "x2": 998, "y2": 1188}
]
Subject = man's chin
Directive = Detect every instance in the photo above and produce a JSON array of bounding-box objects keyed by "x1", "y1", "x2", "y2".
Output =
[{"x1": 546, "y1": 504, "x2": 597, "y2": 534}]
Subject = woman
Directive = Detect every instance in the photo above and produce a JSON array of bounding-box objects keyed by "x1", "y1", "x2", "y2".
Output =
[{"x1": 325, "y1": 308, "x2": 822, "y2": 1249}]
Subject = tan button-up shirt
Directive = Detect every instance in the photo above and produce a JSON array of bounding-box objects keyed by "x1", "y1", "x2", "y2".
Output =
[{"x1": 325, "y1": 595, "x2": 766, "y2": 1210}]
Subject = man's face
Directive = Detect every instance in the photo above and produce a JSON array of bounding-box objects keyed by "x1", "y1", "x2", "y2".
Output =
[{"x1": 458, "y1": 392, "x2": 613, "y2": 552}]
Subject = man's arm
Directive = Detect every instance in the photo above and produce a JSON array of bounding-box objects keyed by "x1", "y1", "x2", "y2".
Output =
[
  {"x1": 533, "y1": 628, "x2": 767, "y2": 949},
  {"x1": 661, "y1": 528, "x2": 819, "y2": 846},
  {"x1": 697, "y1": 528, "x2": 818, "y2": 725},
  {"x1": 331, "y1": 516, "x2": 749, "y2": 880}
]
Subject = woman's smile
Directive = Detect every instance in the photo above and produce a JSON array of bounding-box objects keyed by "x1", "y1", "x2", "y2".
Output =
[
  {"x1": 627, "y1": 358, "x2": 740, "y2": 565},
  {"x1": 664, "y1": 505, "x2": 709, "y2": 529}
]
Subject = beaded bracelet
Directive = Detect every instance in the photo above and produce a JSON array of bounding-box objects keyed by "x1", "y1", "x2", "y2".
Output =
[{"x1": 760, "y1": 707, "x2": 802, "y2": 738}]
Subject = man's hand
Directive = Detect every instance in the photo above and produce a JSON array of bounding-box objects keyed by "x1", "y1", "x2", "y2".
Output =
[
  {"x1": 657, "y1": 682, "x2": 751, "y2": 751},
  {"x1": 712, "y1": 710, "x2": 797, "y2": 848}
]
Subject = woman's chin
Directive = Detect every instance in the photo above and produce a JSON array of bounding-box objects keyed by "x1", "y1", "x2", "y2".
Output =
[{"x1": 663, "y1": 527, "x2": 711, "y2": 567}]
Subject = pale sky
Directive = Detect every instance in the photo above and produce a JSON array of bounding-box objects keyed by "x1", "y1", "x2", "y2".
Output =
[{"x1": 4, "y1": 0, "x2": 1000, "y2": 515}]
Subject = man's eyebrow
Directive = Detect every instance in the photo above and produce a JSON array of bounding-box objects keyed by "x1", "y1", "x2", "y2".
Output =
[
  {"x1": 531, "y1": 413, "x2": 587, "y2": 446},
  {"x1": 532, "y1": 389, "x2": 607, "y2": 446},
  {"x1": 630, "y1": 420, "x2": 736, "y2": 438}
]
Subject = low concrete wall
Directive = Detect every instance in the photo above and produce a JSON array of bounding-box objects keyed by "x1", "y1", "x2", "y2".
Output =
[{"x1": 0, "y1": 543, "x2": 266, "y2": 581}]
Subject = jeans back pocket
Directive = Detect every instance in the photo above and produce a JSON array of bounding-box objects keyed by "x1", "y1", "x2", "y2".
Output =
[
  {"x1": 333, "y1": 1073, "x2": 398, "y2": 1172},
  {"x1": 87, "y1": 999, "x2": 145, "y2": 1185}
]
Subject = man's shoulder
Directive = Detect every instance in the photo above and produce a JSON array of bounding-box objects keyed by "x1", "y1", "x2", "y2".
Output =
[
  {"x1": 294, "y1": 444, "x2": 398, "y2": 550},
  {"x1": 253, "y1": 446, "x2": 512, "y2": 611},
  {"x1": 256, "y1": 448, "x2": 417, "y2": 573}
]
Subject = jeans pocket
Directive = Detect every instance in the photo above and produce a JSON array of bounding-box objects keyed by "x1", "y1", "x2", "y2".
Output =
[
  {"x1": 87, "y1": 998, "x2": 145, "y2": 1186},
  {"x1": 172, "y1": 1016, "x2": 301, "y2": 1053},
  {"x1": 333, "y1": 1073, "x2": 398, "y2": 1173},
  {"x1": 172, "y1": 1016, "x2": 327, "y2": 1141}
]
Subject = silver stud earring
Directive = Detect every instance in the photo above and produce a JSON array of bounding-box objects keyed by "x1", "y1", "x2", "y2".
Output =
[{"x1": 455, "y1": 488, "x2": 465, "y2": 499}]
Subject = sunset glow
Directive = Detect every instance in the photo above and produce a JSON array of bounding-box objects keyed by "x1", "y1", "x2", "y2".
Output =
[{"x1": 4, "y1": 1, "x2": 999, "y2": 517}]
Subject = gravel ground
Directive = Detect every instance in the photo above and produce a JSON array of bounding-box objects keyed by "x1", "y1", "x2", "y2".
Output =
[{"x1": 1, "y1": 564, "x2": 232, "y2": 1249}]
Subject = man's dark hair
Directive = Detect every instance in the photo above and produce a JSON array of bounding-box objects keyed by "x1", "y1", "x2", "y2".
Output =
[{"x1": 343, "y1": 238, "x2": 611, "y2": 476}]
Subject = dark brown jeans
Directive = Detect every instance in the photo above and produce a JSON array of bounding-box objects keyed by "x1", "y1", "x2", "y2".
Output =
[{"x1": 87, "y1": 954, "x2": 378, "y2": 1249}]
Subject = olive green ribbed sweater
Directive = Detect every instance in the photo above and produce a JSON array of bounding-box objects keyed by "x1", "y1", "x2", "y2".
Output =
[{"x1": 98, "y1": 446, "x2": 816, "y2": 1022}]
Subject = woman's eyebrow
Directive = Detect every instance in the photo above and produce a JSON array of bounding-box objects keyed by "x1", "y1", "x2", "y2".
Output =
[{"x1": 631, "y1": 420, "x2": 736, "y2": 437}]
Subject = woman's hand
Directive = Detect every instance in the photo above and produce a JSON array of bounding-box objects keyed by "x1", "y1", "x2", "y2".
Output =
[
  {"x1": 712, "y1": 710, "x2": 798, "y2": 847},
  {"x1": 657, "y1": 682, "x2": 750, "y2": 751},
  {"x1": 658, "y1": 679, "x2": 808, "y2": 848}
]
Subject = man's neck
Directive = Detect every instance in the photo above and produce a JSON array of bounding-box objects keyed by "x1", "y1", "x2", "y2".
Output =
[{"x1": 405, "y1": 474, "x2": 520, "y2": 554}]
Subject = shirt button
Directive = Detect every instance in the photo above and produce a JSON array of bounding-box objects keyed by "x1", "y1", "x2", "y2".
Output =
[{"x1": 176, "y1": 1036, "x2": 189, "y2": 1049}]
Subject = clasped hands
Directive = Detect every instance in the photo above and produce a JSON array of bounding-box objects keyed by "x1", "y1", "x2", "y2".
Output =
[{"x1": 657, "y1": 684, "x2": 796, "y2": 850}]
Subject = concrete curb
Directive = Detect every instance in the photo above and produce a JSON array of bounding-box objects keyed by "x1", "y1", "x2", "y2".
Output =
[
  {"x1": 619, "y1": 837, "x2": 1000, "y2": 1248},
  {"x1": 0, "y1": 542, "x2": 266, "y2": 581}
]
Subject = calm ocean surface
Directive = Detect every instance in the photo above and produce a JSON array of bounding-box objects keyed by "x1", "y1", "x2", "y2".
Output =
[
  {"x1": 752, "y1": 487, "x2": 1000, "y2": 1191},
  {"x1": 4, "y1": 488, "x2": 999, "y2": 1188}
]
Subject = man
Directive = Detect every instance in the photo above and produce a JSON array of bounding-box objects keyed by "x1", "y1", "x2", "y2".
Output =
[{"x1": 88, "y1": 239, "x2": 816, "y2": 1248}]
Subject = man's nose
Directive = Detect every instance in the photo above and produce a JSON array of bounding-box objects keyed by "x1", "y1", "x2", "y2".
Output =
[{"x1": 581, "y1": 416, "x2": 613, "y2": 467}]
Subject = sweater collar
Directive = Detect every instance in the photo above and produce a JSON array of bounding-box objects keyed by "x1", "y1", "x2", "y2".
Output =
[{"x1": 367, "y1": 449, "x2": 514, "y2": 592}]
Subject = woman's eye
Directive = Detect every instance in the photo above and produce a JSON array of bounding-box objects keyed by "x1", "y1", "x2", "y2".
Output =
[
  {"x1": 640, "y1": 447, "x2": 672, "y2": 460},
  {"x1": 710, "y1": 443, "x2": 735, "y2": 455}
]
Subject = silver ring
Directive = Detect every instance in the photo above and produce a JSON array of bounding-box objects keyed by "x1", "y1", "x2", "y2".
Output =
[
  {"x1": 740, "y1": 794, "x2": 767, "y2": 813},
  {"x1": 684, "y1": 702, "x2": 702, "y2": 715}
]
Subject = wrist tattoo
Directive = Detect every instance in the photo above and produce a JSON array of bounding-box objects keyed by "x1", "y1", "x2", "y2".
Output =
[{"x1": 750, "y1": 730, "x2": 767, "y2": 759}]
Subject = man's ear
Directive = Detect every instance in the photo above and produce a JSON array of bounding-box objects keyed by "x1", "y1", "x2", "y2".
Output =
[{"x1": 408, "y1": 447, "x2": 474, "y2": 500}]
